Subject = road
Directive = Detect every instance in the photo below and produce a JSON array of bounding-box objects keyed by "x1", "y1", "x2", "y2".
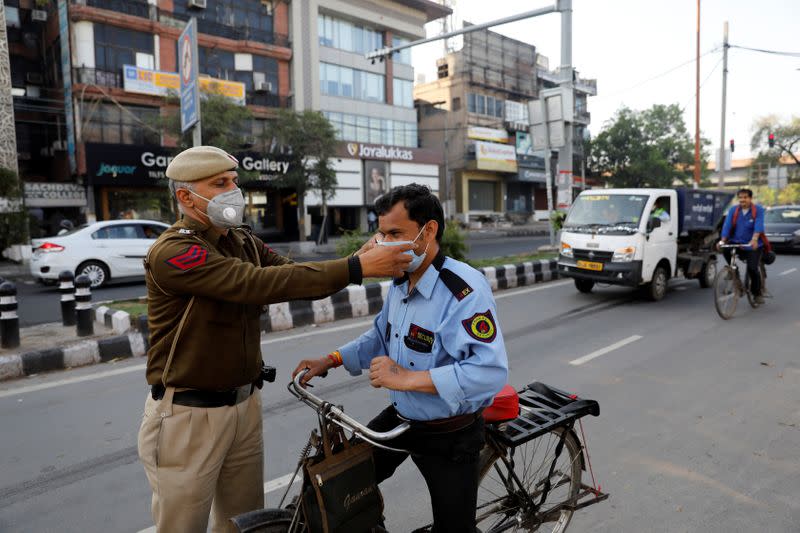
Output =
[
  {"x1": 1, "y1": 255, "x2": 798, "y2": 531},
  {"x1": 12, "y1": 235, "x2": 549, "y2": 327}
]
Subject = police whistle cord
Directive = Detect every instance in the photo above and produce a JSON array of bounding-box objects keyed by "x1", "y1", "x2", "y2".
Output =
[
  {"x1": 0, "y1": 280, "x2": 20, "y2": 349},
  {"x1": 578, "y1": 418, "x2": 602, "y2": 497},
  {"x1": 74, "y1": 275, "x2": 94, "y2": 337}
]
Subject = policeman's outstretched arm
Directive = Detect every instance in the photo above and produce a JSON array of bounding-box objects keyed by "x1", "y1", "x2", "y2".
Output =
[{"x1": 358, "y1": 243, "x2": 413, "y2": 278}]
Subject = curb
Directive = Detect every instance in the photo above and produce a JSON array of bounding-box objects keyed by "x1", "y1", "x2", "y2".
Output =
[
  {"x1": 0, "y1": 259, "x2": 558, "y2": 382},
  {"x1": 95, "y1": 305, "x2": 134, "y2": 335}
]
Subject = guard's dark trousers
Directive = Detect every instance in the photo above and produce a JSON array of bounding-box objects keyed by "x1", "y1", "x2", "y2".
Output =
[{"x1": 367, "y1": 405, "x2": 485, "y2": 533}]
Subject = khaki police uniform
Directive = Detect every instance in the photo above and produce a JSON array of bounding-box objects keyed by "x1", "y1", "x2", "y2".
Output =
[{"x1": 137, "y1": 146, "x2": 363, "y2": 532}]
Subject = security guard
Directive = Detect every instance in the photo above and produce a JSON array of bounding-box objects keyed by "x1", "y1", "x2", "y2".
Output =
[
  {"x1": 295, "y1": 184, "x2": 508, "y2": 533},
  {"x1": 137, "y1": 146, "x2": 412, "y2": 533}
]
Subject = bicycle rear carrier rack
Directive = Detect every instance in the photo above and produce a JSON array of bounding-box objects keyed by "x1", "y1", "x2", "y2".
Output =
[{"x1": 489, "y1": 382, "x2": 600, "y2": 448}]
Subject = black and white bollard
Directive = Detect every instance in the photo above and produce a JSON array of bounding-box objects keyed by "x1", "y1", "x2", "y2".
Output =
[
  {"x1": 75, "y1": 275, "x2": 93, "y2": 337},
  {"x1": 0, "y1": 281, "x2": 20, "y2": 349},
  {"x1": 59, "y1": 270, "x2": 76, "y2": 327}
]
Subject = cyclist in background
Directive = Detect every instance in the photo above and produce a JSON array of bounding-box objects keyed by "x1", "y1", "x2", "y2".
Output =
[{"x1": 719, "y1": 188, "x2": 766, "y2": 305}]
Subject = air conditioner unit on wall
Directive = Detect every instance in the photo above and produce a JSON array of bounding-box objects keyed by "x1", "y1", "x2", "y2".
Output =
[
  {"x1": 188, "y1": 0, "x2": 206, "y2": 8},
  {"x1": 255, "y1": 82, "x2": 272, "y2": 93},
  {"x1": 26, "y1": 72, "x2": 44, "y2": 84},
  {"x1": 31, "y1": 10, "x2": 48, "y2": 22},
  {"x1": 52, "y1": 140, "x2": 67, "y2": 151}
]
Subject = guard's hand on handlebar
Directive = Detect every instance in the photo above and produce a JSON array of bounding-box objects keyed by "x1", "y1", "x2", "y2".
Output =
[{"x1": 292, "y1": 357, "x2": 335, "y2": 387}]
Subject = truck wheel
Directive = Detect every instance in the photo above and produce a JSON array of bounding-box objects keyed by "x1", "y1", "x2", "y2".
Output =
[
  {"x1": 646, "y1": 265, "x2": 668, "y2": 301},
  {"x1": 699, "y1": 258, "x2": 717, "y2": 289},
  {"x1": 574, "y1": 279, "x2": 595, "y2": 293}
]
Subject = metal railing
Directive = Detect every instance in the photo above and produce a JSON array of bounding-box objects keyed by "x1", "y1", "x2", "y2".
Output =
[
  {"x1": 246, "y1": 92, "x2": 291, "y2": 108},
  {"x1": 82, "y1": 0, "x2": 154, "y2": 19}
]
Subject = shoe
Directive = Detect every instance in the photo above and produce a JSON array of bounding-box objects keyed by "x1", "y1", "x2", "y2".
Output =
[{"x1": 754, "y1": 295, "x2": 765, "y2": 305}]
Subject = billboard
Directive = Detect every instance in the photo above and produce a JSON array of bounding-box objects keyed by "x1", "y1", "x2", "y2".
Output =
[
  {"x1": 515, "y1": 132, "x2": 534, "y2": 156},
  {"x1": 364, "y1": 160, "x2": 390, "y2": 205},
  {"x1": 467, "y1": 126, "x2": 509, "y2": 143},
  {"x1": 123, "y1": 65, "x2": 245, "y2": 105},
  {"x1": 475, "y1": 141, "x2": 518, "y2": 173}
]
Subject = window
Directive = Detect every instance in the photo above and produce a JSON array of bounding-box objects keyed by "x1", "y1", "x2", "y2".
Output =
[
  {"x1": 322, "y1": 112, "x2": 416, "y2": 147},
  {"x1": 467, "y1": 93, "x2": 476, "y2": 113},
  {"x1": 392, "y1": 36, "x2": 411, "y2": 64},
  {"x1": 83, "y1": 103, "x2": 159, "y2": 145},
  {"x1": 320, "y1": 63, "x2": 384, "y2": 103},
  {"x1": 476, "y1": 94, "x2": 485, "y2": 115},
  {"x1": 141, "y1": 224, "x2": 166, "y2": 239},
  {"x1": 452, "y1": 97, "x2": 461, "y2": 111},
  {"x1": 495, "y1": 98, "x2": 504, "y2": 118},
  {"x1": 173, "y1": 0, "x2": 274, "y2": 41},
  {"x1": 393, "y1": 78, "x2": 413, "y2": 108},
  {"x1": 467, "y1": 92, "x2": 505, "y2": 117},
  {"x1": 318, "y1": 14, "x2": 383, "y2": 54},
  {"x1": 199, "y1": 47, "x2": 235, "y2": 80},
  {"x1": 92, "y1": 224, "x2": 143, "y2": 240},
  {"x1": 94, "y1": 24, "x2": 153, "y2": 75}
]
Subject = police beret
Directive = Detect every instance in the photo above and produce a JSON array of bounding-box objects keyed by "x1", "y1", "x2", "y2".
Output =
[{"x1": 165, "y1": 146, "x2": 239, "y2": 182}]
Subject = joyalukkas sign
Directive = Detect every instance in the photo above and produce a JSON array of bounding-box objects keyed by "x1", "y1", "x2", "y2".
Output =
[{"x1": 336, "y1": 142, "x2": 441, "y2": 164}]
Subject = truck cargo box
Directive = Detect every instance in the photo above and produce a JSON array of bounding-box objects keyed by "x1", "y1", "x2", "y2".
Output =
[{"x1": 676, "y1": 188, "x2": 735, "y2": 235}]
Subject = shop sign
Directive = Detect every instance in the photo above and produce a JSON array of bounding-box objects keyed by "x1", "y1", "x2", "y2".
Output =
[
  {"x1": 24, "y1": 182, "x2": 87, "y2": 207},
  {"x1": 123, "y1": 65, "x2": 246, "y2": 105},
  {"x1": 468, "y1": 126, "x2": 509, "y2": 143},
  {"x1": 86, "y1": 143, "x2": 175, "y2": 185},
  {"x1": 515, "y1": 132, "x2": 535, "y2": 156},
  {"x1": 513, "y1": 168, "x2": 547, "y2": 183},
  {"x1": 475, "y1": 141, "x2": 518, "y2": 173},
  {"x1": 336, "y1": 142, "x2": 442, "y2": 164},
  {"x1": 239, "y1": 153, "x2": 292, "y2": 182}
]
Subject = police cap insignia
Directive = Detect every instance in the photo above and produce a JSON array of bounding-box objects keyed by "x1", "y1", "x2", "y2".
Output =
[
  {"x1": 462, "y1": 309, "x2": 497, "y2": 343},
  {"x1": 165, "y1": 244, "x2": 208, "y2": 271}
]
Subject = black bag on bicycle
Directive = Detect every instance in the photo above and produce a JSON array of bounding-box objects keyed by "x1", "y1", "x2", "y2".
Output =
[{"x1": 301, "y1": 416, "x2": 383, "y2": 533}]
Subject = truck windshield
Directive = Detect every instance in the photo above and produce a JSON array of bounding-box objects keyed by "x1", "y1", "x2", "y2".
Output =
[{"x1": 563, "y1": 194, "x2": 649, "y2": 233}]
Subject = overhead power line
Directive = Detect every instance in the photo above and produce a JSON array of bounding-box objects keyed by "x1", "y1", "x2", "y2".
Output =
[{"x1": 729, "y1": 44, "x2": 800, "y2": 58}]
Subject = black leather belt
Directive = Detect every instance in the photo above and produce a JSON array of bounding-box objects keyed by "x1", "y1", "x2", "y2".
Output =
[
  {"x1": 400, "y1": 409, "x2": 484, "y2": 434},
  {"x1": 151, "y1": 382, "x2": 258, "y2": 408}
]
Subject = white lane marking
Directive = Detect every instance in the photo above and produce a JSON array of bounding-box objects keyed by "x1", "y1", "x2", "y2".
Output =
[
  {"x1": 569, "y1": 335, "x2": 643, "y2": 366},
  {"x1": 0, "y1": 364, "x2": 146, "y2": 399},
  {"x1": 136, "y1": 474, "x2": 302, "y2": 532},
  {"x1": 495, "y1": 280, "x2": 571, "y2": 300},
  {"x1": 779, "y1": 268, "x2": 797, "y2": 276},
  {"x1": 1, "y1": 280, "x2": 570, "y2": 398}
]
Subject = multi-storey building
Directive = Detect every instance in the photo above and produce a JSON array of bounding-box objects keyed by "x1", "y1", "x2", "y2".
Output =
[
  {"x1": 415, "y1": 25, "x2": 596, "y2": 222},
  {"x1": 289, "y1": 0, "x2": 449, "y2": 237},
  {"x1": 8, "y1": 0, "x2": 297, "y2": 238}
]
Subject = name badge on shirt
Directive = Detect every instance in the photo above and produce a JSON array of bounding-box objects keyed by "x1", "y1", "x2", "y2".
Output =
[{"x1": 404, "y1": 323, "x2": 434, "y2": 353}]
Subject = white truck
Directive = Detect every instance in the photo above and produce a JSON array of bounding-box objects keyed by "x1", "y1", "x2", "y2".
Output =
[{"x1": 557, "y1": 188, "x2": 735, "y2": 301}]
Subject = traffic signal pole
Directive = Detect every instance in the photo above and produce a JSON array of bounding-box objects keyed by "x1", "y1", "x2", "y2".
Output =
[{"x1": 717, "y1": 22, "x2": 729, "y2": 190}]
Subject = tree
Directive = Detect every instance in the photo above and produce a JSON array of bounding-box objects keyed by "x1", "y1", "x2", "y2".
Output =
[
  {"x1": 0, "y1": 168, "x2": 28, "y2": 251},
  {"x1": 264, "y1": 110, "x2": 338, "y2": 243},
  {"x1": 589, "y1": 104, "x2": 709, "y2": 188},
  {"x1": 751, "y1": 115, "x2": 800, "y2": 167}
]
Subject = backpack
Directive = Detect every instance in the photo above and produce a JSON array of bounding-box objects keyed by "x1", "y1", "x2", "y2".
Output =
[{"x1": 730, "y1": 205, "x2": 772, "y2": 254}]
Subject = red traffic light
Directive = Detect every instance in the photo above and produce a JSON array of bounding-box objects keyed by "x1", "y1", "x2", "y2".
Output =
[
  {"x1": 768, "y1": 133, "x2": 775, "y2": 148},
  {"x1": 729, "y1": 139, "x2": 735, "y2": 152}
]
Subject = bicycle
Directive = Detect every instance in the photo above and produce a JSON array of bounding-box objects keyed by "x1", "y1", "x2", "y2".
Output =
[
  {"x1": 713, "y1": 244, "x2": 768, "y2": 320},
  {"x1": 232, "y1": 371, "x2": 608, "y2": 533}
]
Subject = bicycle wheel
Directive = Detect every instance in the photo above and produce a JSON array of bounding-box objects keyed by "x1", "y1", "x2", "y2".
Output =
[
  {"x1": 231, "y1": 508, "x2": 296, "y2": 533},
  {"x1": 713, "y1": 266, "x2": 739, "y2": 320},
  {"x1": 745, "y1": 263, "x2": 767, "y2": 308},
  {"x1": 476, "y1": 428, "x2": 582, "y2": 533}
]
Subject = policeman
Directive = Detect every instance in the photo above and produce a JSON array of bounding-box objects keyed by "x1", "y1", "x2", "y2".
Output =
[
  {"x1": 137, "y1": 146, "x2": 412, "y2": 533},
  {"x1": 295, "y1": 184, "x2": 508, "y2": 533}
]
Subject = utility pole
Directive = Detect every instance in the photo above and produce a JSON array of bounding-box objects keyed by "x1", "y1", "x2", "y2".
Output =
[
  {"x1": 717, "y1": 21, "x2": 729, "y2": 190},
  {"x1": 693, "y1": 0, "x2": 701, "y2": 187},
  {"x1": 557, "y1": 0, "x2": 573, "y2": 210}
]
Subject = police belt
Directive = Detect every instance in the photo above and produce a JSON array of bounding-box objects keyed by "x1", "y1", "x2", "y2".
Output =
[
  {"x1": 398, "y1": 408, "x2": 484, "y2": 434},
  {"x1": 151, "y1": 380, "x2": 262, "y2": 408}
]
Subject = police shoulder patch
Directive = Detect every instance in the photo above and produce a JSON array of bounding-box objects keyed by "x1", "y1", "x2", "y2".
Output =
[
  {"x1": 439, "y1": 268, "x2": 473, "y2": 301},
  {"x1": 177, "y1": 228, "x2": 195, "y2": 235},
  {"x1": 165, "y1": 244, "x2": 208, "y2": 271},
  {"x1": 462, "y1": 309, "x2": 497, "y2": 343}
]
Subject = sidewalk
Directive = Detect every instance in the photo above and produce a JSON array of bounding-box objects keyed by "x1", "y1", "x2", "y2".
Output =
[{"x1": 0, "y1": 260, "x2": 29, "y2": 281}]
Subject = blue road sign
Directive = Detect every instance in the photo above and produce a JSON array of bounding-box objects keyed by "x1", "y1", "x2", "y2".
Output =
[{"x1": 179, "y1": 18, "x2": 200, "y2": 133}]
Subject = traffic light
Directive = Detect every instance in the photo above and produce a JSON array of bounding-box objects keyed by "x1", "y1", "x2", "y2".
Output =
[
  {"x1": 729, "y1": 139, "x2": 734, "y2": 153},
  {"x1": 768, "y1": 133, "x2": 775, "y2": 148}
]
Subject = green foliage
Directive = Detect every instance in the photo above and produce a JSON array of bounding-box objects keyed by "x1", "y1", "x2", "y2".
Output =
[
  {"x1": 336, "y1": 229, "x2": 368, "y2": 257},
  {"x1": 589, "y1": 104, "x2": 710, "y2": 188},
  {"x1": 550, "y1": 211, "x2": 567, "y2": 232},
  {"x1": 751, "y1": 115, "x2": 800, "y2": 167},
  {"x1": 440, "y1": 220, "x2": 468, "y2": 261},
  {"x1": 753, "y1": 184, "x2": 800, "y2": 206},
  {"x1": 0, "y1": 212, "x2": 29, "y2": 250},
  {"x1": 0, "y1": 167, "x2": 21, "y2": 198}
]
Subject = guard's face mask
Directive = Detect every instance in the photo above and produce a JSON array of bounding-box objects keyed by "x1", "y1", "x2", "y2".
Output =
[
  {"x1": 376, "y1": 224, "x2": 430, "y2": 273},
  {"x1": 190, "y1": 188, "x2": 245, "y2": 229}
]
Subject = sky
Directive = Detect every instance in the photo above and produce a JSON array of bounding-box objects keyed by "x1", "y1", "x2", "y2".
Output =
[{"x1": 412, "y1": 0, "x2": 799, "y2": 160}]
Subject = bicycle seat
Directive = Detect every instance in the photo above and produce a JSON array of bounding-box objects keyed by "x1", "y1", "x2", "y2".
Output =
[{"x1": 483, "y1": 384, "x2": 520, "y2": 423}]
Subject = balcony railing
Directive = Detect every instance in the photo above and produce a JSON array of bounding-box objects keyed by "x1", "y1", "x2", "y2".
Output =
[
  {"x1": 246, "y1": 92, "x2": 291, "y2": 108},
  {"x1": 73, "y1": 67, "x2": 123, "y2": 89},
  {"x1": 81, "y1": 0, "x2": 154, "y2": 19}
]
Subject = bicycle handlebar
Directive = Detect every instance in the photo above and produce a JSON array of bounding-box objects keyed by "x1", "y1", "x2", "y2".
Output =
[
  {"x1": 290, "y1": 370, "x2": 411, "y2": 442},
  {"x1": 719, "y1": 243, "x2": 748, "y2": 249}
]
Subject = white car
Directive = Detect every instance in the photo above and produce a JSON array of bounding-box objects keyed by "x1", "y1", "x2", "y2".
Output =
[{"x1": 30, "y1": 219, "x2": 171, "y2": 288}]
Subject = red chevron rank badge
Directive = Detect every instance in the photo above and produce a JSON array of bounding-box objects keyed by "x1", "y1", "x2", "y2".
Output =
[{"x1": 165, "y1": 245, "x2": 208, "y2": 271}]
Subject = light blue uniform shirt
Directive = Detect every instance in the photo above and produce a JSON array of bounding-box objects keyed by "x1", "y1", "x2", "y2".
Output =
[{"x1": 339, "y1": 252, "x2": 508, "y2": 421}]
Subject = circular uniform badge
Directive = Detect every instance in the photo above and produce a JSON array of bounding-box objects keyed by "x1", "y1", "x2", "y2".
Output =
[{"x1": 462, "y1": 309, "x2": 497, "y2": 343}]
